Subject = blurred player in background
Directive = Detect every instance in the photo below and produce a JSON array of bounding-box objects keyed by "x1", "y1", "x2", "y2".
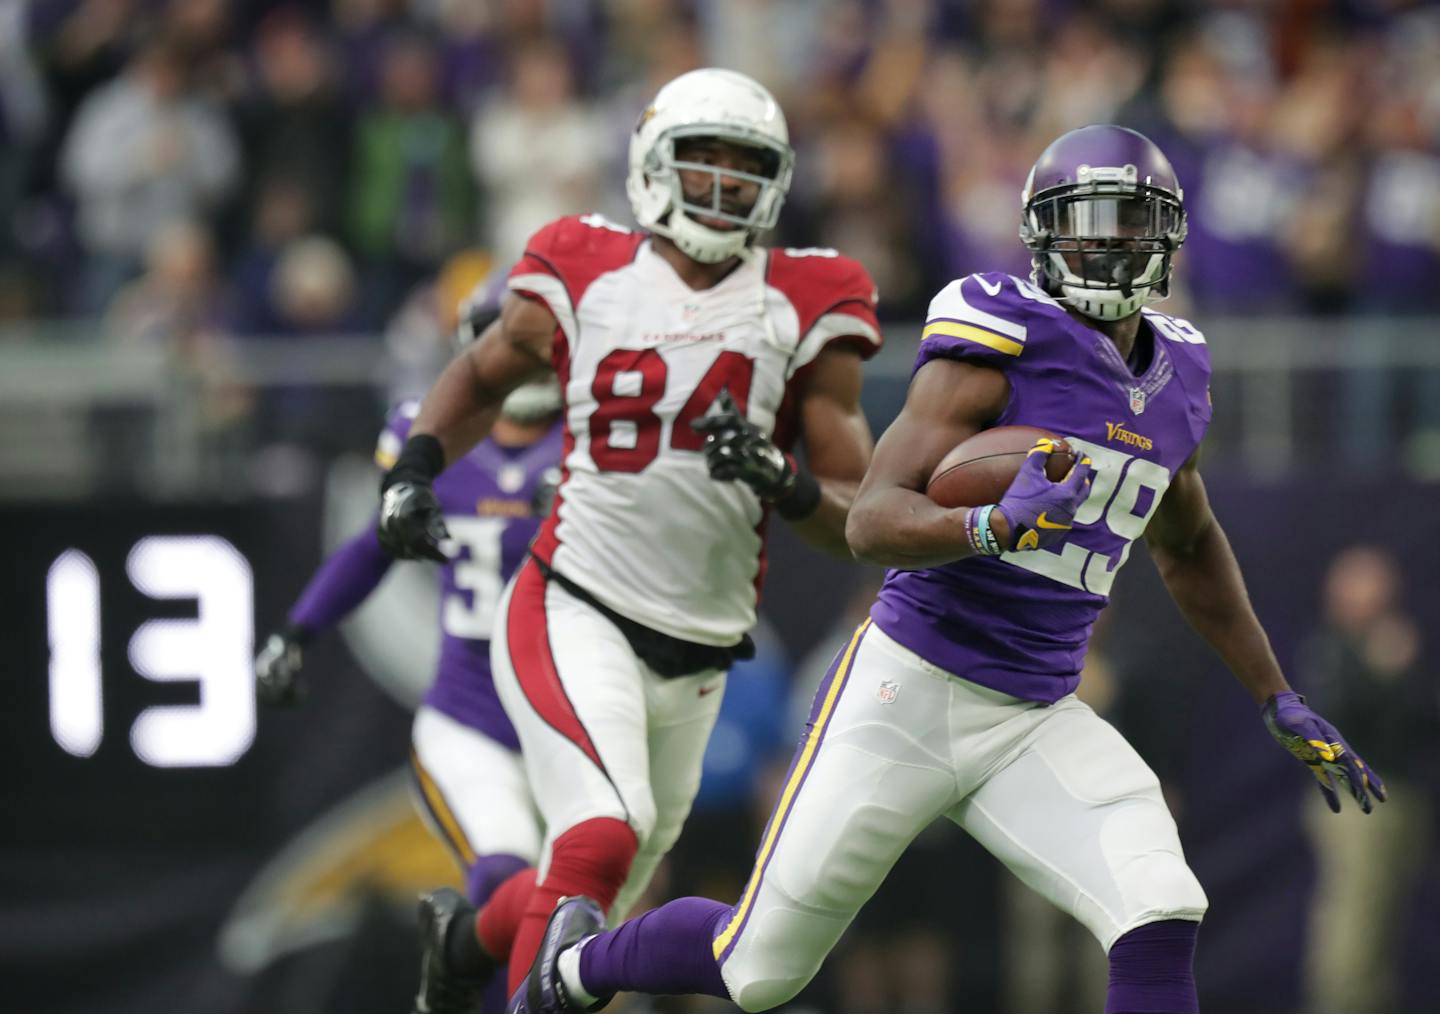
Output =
[
  {"x1": 254, "y1": 288, "x2": 563, "y2": 1012},
  {"x1": 511, "y1": 125, "x2": 1385, "y2": 1014},
  {"x1": 376, "y1": 68, "x2": 881, "y2": 1012}
]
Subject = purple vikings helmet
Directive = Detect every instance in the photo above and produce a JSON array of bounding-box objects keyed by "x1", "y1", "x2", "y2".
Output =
[{"x1": 1020, "y1": 125, "x2": 1186, "y2": 321}]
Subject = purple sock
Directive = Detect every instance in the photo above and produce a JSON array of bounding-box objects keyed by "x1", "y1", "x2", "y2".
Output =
[
  {"x1": 466, "y1": 852, "x2": 531, "y2": 907},
  {"x1": 467, "y1": 855, "x2": 531, "y2": 1014},
  {"x1": 1106, "y1": 919, "x2": 1200, "y2": 1014},
  {"x1": 577, "y1": 897, "x2": 732, "y2": 999}
]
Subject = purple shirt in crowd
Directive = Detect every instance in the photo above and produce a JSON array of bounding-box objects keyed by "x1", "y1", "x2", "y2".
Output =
[
  {"x1": 289, "y1": 401, "x2": 563, "y2": 749},
  {"x1": 872, "y1": 273, "x2": 1212, "y2": 702}
]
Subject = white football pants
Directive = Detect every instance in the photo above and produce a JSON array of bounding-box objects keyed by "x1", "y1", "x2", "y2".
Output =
[
  {"x1": 491, "y1": 558, "x2": 726, "y2": 920},
  {"x1": 409, "y1": 705, "x2": 542, "y2": 869},
  {"x1": 712, "y1": 619, "x2": 1208, "y2": 1012}
]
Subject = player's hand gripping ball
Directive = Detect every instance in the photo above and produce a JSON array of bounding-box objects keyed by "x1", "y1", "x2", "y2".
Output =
[
  {"x1": 928, "y1": 426, "x2": 1093, "y2": 553},
  {"x1": 994, "y1": 438, "x2": 1094, "y2": 551},
  {"x1": 1263, "y1": 691, "x2": 1386, "y2": 814}
]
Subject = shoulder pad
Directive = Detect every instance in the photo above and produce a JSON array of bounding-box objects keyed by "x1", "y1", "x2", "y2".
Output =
[
  {"x1": 1142, "y1": 308, "x2": 1208, "y2": 347},
  {"x1": 921, "y1": 273, "x2": 1055, "y2": 360},
  {"x1": 521, "y1": 214, "x2": 641, "y2": 266},
  {"x1": 768, "y1": 248, "x2": 882, "y2": 367}
]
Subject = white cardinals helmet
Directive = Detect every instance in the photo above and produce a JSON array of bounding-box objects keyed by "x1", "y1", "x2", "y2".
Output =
[{"x1": 626, "y1": 68, "x2": 794, "y2": 264}]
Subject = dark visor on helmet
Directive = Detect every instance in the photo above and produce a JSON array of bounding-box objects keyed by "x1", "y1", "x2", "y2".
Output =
[{"x1": 1029, "y1": 188, "x2": 1183, "y2": 251}]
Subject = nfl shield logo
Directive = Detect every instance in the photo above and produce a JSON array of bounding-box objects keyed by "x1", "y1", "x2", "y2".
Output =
[
  {"x1": 497, "y1": 463, "x2": 527, "y2": 493},
  {"x1": 1129, "y1": 387, "x2": 1147, "y2": 415},
  {"x1": 877, "y1": 680, "x2": 900, "y2": 704}
]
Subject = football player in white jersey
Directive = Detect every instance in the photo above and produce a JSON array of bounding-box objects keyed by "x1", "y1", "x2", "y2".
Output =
[{"x1": 377, "y1": 69, "x2": 883, "y2": 1013}]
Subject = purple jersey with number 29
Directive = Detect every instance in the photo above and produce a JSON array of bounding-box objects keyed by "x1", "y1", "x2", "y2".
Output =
[{"x1": 872, "y1": 272, "x2": 1212, "y2": 702}]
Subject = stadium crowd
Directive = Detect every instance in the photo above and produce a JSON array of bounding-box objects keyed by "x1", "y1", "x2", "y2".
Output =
[
  {"x1": 0, "y1": 0, "x2": 1437, "y2": 343},
  {"x1": 4, "y1": 4, "x2": 1438, "y2": 1013}
]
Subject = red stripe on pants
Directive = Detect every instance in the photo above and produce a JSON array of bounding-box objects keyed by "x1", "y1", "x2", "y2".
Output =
[{"x1": 506, "y1": 559, "x2": 607, "y2": 772}]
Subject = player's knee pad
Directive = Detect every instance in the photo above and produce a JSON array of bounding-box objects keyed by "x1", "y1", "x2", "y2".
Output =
[
  {"x1": 1113, "y1": 851, "x2": 1208, "y2": 943},
  {"x1": 545, "y1": 817, "x2": 639, "y2": 912},
  {"x1": 727, "y1": 972, "x2": 810, "y2": 1013}
]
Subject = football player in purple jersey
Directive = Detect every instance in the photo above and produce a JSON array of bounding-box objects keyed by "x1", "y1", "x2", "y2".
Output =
[
  {"x1": 254, "y1": 294, "x2": 563, "y2": 1013},
  {"x1": 503, "y1": 126, "x2": 1385, "y2": 1014}
]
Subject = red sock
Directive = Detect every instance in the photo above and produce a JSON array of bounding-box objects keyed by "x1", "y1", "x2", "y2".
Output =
[
  {"x1": 506, "y1": 817, "x2": 638, "y2": 996},
  {"x1": 476, "y1": 866, "x2": 537, "y2": 962}
]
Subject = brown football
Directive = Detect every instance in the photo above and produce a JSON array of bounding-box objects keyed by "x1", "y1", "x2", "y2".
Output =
[{"x1": 926, "y1": 425, "x2": 1075, "y2": 509}]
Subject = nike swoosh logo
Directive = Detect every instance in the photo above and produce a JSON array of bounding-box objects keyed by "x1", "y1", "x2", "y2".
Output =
[
  {"x1": 1035, "y1": 512, "x2": 1072, "y2": 530},
  {"x1": 698, "y1": 684, "x2": 720, "y2": 697},
  {"x1": 975, "y1": 276, "x2": 1003, "y2": 297}
]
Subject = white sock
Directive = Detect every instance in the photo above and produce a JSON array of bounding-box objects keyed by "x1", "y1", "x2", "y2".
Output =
[{"x1": 559, "y1": 936, "x2": 600, "y2": 1008}]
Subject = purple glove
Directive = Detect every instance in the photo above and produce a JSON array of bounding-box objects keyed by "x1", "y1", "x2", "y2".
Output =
[
  {"x1": 1262, "y1": 691, "x2": 1386, "y2": 813},
  {"x1": 993, "y1": 439, "x2": 1094, "y2": 552}
]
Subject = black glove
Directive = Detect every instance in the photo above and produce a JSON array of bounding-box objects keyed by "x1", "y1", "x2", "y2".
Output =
[
  {"x1": 378, "y1": 480, "x2": 451, "y2": 562},
  {"x1": 255, "y1": 627, "x2": 308, "y2": 706},
  {"x1": 531, "y1": 466, "x2": 562, "y2": 517},
  {"x1": 690, "y1": 388, "x2": 797, "y2": 500}
]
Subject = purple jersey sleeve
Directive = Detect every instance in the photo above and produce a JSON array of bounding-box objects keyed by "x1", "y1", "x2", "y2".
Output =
[
  {"x1": 287, "y1": 522, "x2": 395, "y2": 632},
  {"x1": 374, "y1": 400, "x2": 420, "y2": 470},
  {"x1": 913, "y1": 273, "x2": 1035, "y2": 375},
  {"x1": 288, "y1": 403, "x2": 416, "y2": 633}
]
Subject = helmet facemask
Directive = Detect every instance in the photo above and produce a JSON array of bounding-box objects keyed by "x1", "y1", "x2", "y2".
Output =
[
  {"x1": 638, "y1": 126, "x2": 794, "y2": 264},
  {"x1": 1022, "y1": 166, "x2": 1186, "y2": 321}
]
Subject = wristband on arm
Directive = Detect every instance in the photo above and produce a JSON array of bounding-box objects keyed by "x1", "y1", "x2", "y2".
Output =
[
  {"x1": 962, "y1": 504, "x2": 1003, "y2": 556},
  {"x1": 774, "y1": 463, "x2": 821, "y2": 521},
  {"x1": 381, "y1": 434, "x2": 446, "y2": 491}
]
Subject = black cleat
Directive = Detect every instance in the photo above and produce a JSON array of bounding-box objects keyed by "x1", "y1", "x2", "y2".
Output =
[
  {"x1": 413, "y1": 888, "x2": 489, "y2": 1014},
  {"x1": 507, "y1": 896, "x2": 610, "y2": 1014}
]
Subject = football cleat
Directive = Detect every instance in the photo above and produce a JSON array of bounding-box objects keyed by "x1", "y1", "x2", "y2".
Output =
[
  {"x1": 412, "y1": 888, "x2": 490, "y2": 1014},
  {"x1": 508, "y1": 896, "x2": 611, "y2": 1014}
]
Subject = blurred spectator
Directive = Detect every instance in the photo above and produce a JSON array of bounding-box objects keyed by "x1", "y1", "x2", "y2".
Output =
[
  {"x1": 1156, "y1": 21, "x2": 1307, "y2": 315},
  {"x1": 101, "y1": 217, "x2": 248, "y2": 489},
  {"x1": 793, "y1": 117, "x2": 930, "y2": 316},
  {"x1": 269, "y1": 234, "x2": 360, "y2": 336},
  {"x1": 235, "y1": 9, "x2": 352, "y2": 243},
  {"x1": 163, "y1": 0, "x2": 242, "y2": 100},
  {"x1": 60, "y1": 37, "x2": 239, "y2": 311},
  {"x1": 469, "y1": 38, "x2": 602, "y2": 264},
  {"x1": 1298, "y1": 545, "x2": 1436, "y2": 1014},
  {"x1": 0, "y1": 0, "x2": 50, "y2": 260},
  {"x1": 383, "y1": 247, "x2": 493, "y2": 403},
  {"x1": 425, "y1": 0, "x2": 505, "y2": 115},
  {"x1": 38, "y1": 0, "x2": 145, "y2": 126},
  {"x1": 228, "y1": 178, "x2": 320, "y2": 335},
  {"x1": 348, "y1": 31, "x2": 473, "y2": 319},
  {"x1": 105, "y1": 217, "x2": 227, "y2": 349}
]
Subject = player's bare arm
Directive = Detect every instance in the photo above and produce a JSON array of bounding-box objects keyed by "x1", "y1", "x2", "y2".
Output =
[
  {"x1": 1144, "y1": 454, "x2": 1289, "y2": 705},
  {"x1": 412, "y1": 293, "x2": 556, "y2": 461},
  {"x1": 378, "y1": 293, "x2": 554, "y2": 561},
  {"x1": 1147, "y1": 454, "x2": 1386, "y2": 812},
  {"x1": 786, "y1": 346, "x2": 874, "y2": 556},
  {"x1": 846, "y1": 358, "x2": 1008, "y2": 568}
]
